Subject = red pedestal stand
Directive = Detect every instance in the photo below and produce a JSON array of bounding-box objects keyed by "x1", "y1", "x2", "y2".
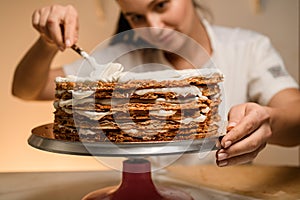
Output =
[
  {"x1": 82, "y1": 159, "x2": 194, "y2": 200},
  {"x1": 29, "y1": 124, "x2": 218, "y2": 199}
]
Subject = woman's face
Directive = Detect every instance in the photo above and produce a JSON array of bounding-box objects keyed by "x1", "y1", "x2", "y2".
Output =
[{"x1": 117, "y1": 0, "x2": 199, "y2": 49}]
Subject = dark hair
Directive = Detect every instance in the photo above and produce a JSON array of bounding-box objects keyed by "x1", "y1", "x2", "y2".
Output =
[
  {"x1": 109, "y1": 12, "x2": 133, "y2": 45},
  {"x1": 109, "y1": 12, "x2": 152, "y2": 46},
  {"x1": 115, "y1": 12, "x2": 132, "y2": 34}
]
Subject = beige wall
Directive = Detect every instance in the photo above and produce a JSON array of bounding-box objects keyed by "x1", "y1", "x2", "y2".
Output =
[
  {"x1": 1, "y1": 0, "x2": 298, "y2": 172},
  {"x1": 0, "y1": 0, "x2": 119, "y2": 172}
]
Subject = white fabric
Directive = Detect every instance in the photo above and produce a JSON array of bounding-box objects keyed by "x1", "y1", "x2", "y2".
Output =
[
  {"x1": 63, "y1": 20, "x2": 298, "y2": 165},
  {"x1": 203, "y1": 20, "x2": 298, "y2": 109}
]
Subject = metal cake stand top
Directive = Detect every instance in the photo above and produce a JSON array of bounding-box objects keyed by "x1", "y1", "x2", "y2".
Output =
[{"x1": 28, "y1": 123, "x2": 220, "y2": 157}]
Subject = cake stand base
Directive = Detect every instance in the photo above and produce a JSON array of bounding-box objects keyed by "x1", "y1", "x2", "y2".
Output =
[{"x1": 82, "y1": 159, "x2": 193, "y2": 200}]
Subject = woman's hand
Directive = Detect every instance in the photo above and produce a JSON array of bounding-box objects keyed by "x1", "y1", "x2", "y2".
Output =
[
  {"x1": 216, "y1": 103, "x2": 272, "y2": 167},
  {"x1": 32, "y1": 4, "x2": 79, "y2": 51}
]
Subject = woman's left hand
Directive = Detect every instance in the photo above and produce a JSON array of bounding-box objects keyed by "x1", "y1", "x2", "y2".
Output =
[{"x1": 216, "y1": 103, "x2": 272, "y2": 167}]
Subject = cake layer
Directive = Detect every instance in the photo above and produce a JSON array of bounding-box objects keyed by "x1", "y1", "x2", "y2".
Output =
[
  {"x1": 53, "y1": 68, "x2": 224, "y2": 143},
  {"x1": 53, "y1": 125, "x2": 219, "y2": 142},
  {"x1": 55, "y1": 84, "x2": 221, "y2": 100}
]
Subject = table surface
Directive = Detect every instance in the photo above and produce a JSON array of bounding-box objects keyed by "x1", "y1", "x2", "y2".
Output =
[{"x1": 1, "y1": 164, "x2": 299, "y2": 200}]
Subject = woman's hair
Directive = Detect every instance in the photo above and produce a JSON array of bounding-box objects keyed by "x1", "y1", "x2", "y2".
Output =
[
  {"x1": 109, "y1": 12, "x2": 137, "y2": 45},
  {"x1": 109, "y1": 0, "x2": 212, "y2": 45},
  {"x1": 114, "y1": 12, "x2": 132, "y2": 34},
  {"x1": 109, "y1": 12, "x2": 153, "y2": 46}
]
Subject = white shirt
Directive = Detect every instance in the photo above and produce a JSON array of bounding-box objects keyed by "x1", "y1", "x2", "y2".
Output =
[{"x1": 63, "y1": 20, "x2": 298, "y2": 165}]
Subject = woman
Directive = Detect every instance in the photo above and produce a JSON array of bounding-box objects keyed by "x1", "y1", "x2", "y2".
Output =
[{"x1": 12, "y1": 0, "x2": 300, "y2": 167}]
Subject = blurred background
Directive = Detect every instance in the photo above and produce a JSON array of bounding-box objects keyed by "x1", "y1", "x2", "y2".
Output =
[{"x1": 0, "y1": 0, "x2": 299, "y2": 172}]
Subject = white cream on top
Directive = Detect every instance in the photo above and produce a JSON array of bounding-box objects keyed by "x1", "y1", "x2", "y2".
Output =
[
  {"x1": 89, "y1": 62, "x2": 124, "y2": 82},
  {"x1": 119, "y1": 68, "x2": 222, "y2": 83},
  {"x1": 56, "y1": 62, "x2": 223, "y2": 83}
]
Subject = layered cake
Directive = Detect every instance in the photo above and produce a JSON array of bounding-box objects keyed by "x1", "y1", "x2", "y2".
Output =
[{"x1": 53, "y1": 63, "x2": 224, "y2": 142}]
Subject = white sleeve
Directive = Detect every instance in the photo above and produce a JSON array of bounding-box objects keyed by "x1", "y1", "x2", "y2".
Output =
[{"x1": 248, "y1": 35, "x2": 298, "y2": 105}]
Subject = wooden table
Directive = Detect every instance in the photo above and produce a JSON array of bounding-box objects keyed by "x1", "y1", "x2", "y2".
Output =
[
  {"x1": 166, "y1": 165, "x2": 300, "y2": 200},
  {"x1": 1, "y1": 165, "x2": 299, "y2": 200}
]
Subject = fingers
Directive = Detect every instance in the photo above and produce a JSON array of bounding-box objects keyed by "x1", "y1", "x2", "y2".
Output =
[
  {"x1": 217, "y1": 123, "x2": 271, "y2": 163},
  {"x1": 46, "y1": 11, "x2": 65, "y2": 50},
  {"x1": 227, "y1": 104, "x2": 245, "y2": 127},
  {"x1": 63, "y1": 5, "x2": 79, "y2": 47},
  {"x1": 220, "y1": 104, "x2": 245, "y2": 148},
  {"x1": 222, "y1": 103, "x2": 270, "y2": 148},
  {"x1": 216, "y1": 103, "x2": 272, "y2": 167},
  {"x1": 216, "y1": 142, "x2": 266, "y2": 167},
  {"x1": 31, "y1": 4, "x2": 78, "y2": 50},
  {"x1": 32, "y1": 7, "x2": 48, "y2": 33}
]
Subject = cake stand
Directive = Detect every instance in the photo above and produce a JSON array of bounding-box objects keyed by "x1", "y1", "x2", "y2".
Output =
[{"x1": 28, "y1": 123, "x2": 221, "y2": 200}]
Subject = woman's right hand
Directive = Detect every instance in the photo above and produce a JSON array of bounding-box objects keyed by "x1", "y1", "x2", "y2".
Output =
[{"x1": 32, "y1": 4, "x2": 79, "y2": 51}]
